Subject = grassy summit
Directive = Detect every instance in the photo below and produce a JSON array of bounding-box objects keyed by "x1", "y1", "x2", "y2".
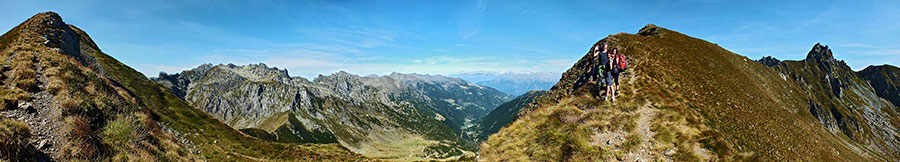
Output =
[{"x1": 481, "y1": 24, "x2": 899, "y2": 161}]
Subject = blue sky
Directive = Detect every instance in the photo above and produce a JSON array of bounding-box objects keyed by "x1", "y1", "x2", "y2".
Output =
[{"x1": 1, "y1": 0, "x2": 898, "y2": 78}]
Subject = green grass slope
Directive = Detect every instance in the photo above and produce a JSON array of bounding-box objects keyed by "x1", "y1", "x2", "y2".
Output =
[
  {"x1": 482, "y1": 24, "x2": 893, "y2": 161},
  {"x1": 470, "y1": 90, "x2": 544, "y2": 142}
]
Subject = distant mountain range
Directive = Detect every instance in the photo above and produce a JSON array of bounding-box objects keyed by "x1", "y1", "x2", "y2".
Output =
[
  {"x1": 451, "y1": 72, "x2": 560, "y2": 96},
  {"x1": 154, "y1": 65, "x2": 511, "y2": 160}
]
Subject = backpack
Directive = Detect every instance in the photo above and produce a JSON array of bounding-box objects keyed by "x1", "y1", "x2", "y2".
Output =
[{"x1": 617, "y1": 55, "x2": 628, "y2": 71}]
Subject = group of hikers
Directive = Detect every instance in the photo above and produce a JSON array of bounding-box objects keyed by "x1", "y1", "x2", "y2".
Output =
[{"x1": 592, "y1": 43, "x2": 627, "y2": 102}]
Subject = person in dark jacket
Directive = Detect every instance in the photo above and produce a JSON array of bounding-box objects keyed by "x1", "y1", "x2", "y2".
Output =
[
  {"x1": 594, "y1": 43, "x2": 610, "y2": 100},
  {"x1": 607, "y1": 48, "x2": 619, "y2": 102}
]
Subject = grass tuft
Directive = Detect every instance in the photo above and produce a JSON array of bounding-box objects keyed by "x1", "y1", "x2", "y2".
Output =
[{"x1": 0, "y1": 119, "x2": 31, "y2": 161}]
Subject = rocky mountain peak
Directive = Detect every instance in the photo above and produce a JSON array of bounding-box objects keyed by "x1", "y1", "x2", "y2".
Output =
[
  {"x1": 637, "y1": 24, "x2": 662, "y2": 36},
  {"x1": 314, "y1": 71, "x2": 367, "y2": 96},
  {"x1": 8, "y1": 11, "x2": 105, "y2": 74},
  {"x1": 805, "y1": 43, "x2": 834, "y2": 62},
  {"x1": 315, "y1": 71, "x2": 357, "y2": 82},
  {"x1": 756, "y1": 56, "x2": 782, "y2": 67},
  {"x1": 235, "y1": 63, "x2": 290, "y2": 78},
  {"x1": 25, "y1": 12, "x2": 66, "y2": 30}
]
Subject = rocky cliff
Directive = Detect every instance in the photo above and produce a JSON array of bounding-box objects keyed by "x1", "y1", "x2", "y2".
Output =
[{"x1": 858, "y1": 65, "x2": 900, "y2": 109}]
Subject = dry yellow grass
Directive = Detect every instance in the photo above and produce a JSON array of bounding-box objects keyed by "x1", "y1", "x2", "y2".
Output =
[
  {"x1": 482, "y1": 24, "x2": 882, "y2": 161},
  {"x1": 0, "y1": 118, "x2": 31, "y2": 161}
]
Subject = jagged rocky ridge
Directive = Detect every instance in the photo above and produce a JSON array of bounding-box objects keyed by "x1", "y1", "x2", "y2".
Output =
[
  {"x1": 759, "y1": 43, "x2": 900, "y2": 158},
  {"x1": 481, "y1": 24, "x2": 900, "y2": 161},
  {"x1": 858, "y1": 65, "x2": 900, "y2": 109},
  {"x1": 155, "y1": 64, "x2": 510, "y2": 159}
]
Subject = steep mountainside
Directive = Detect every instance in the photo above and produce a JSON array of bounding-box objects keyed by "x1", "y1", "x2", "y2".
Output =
[
  {"x1": 155, "y1": 65, "x2": 507, "y2": 160},
  {"x1": 0, "y1": 12, "x2": 362, "y2": 161},
  {"x1": 383, "y1": 73, "x2": 511, "y2": 135},
  {"x1": 481, "y1": 24, "x2": 900, "y2": 161},
  {"x1": 762, "y1": 44, "x2": 900, "y2": 158},
  {"x1": 469, "y1": 90, "x2": 544, "y2": 142},
  {"x1": 858, "y1": 65, "x2": 900, "y2": 109}
]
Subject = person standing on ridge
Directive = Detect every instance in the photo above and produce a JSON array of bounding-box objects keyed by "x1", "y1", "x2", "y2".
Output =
[
  {"x1": 606, "y1": 48, "x2": 617, "y2": 102},
  {"x1": 594, "y1": 43, "x2": 610, "y2": 101},
  {"x1": 610, "y1": 48, "x2": 627, "y2": 102}
]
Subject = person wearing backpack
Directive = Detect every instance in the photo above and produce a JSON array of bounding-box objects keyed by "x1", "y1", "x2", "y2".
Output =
[
  {"x1": 610, "y1": 48, "x2": 627, "y2": 102},
  {"x1": 593, "y1": 43, "x2": 610, "y2": 100}
]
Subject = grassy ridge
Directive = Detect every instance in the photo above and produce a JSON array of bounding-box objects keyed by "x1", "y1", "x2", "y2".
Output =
[{"x1": 482, "y1": 24, "x2": 878, "y2": 161}]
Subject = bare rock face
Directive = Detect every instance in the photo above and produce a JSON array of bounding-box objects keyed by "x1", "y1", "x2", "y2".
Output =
[
  {"x1": 756, "y1": 56, "x2": 782, "y2": 67},
  {"x1": 20, "y1": 12, "x2": 105, "y2": 75},
  {"x1": 858, "y1": 65, "x2": 900, "y2": 109}
]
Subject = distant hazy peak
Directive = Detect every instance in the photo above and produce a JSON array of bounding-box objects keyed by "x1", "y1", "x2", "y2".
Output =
[{"x1": 388, "y1": 72, "x2": 468, "y2": 85}]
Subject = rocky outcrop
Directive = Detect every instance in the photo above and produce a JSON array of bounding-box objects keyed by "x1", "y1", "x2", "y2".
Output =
[
  {"x1": 756, "y1": 56, "x2": 781, "y2": 67},
  {"x1": 13, "y1": 12, "x2": 106, "y2": 75},
  {"x1": 858, "y1": 65, "x2": 900, "y2": 109}
]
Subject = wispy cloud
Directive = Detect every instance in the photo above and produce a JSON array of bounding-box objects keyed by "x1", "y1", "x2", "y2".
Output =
[
  {"x1": 138, "y1": 64, "x2": 194, "y2": 76},
  {"x1": 848, "y1": 49, "x2": 900, "y2": 56},
  {"x1": 838, "y1": 43, "x2": 876, "y2": 48}
]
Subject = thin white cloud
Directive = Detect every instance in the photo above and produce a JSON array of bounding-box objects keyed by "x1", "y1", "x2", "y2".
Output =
[
  {"x1": 838, "y1": 43, "x2": 875, "y2": 48},
  {"x1": 138, "y1": 64, "x2": 194, "y2": 76},
  {"x1": 848, "y1": 49, "x2": 900, "y2": 56}
]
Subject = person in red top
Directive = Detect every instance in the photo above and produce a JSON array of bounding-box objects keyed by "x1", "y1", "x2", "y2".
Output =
[{"x1": 610, "y1": 48, "x2": 627, "y2": 102}]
